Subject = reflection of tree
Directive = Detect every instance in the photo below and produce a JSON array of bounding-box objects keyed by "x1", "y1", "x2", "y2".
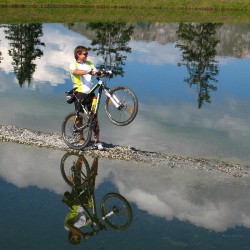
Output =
[
  {"x1": 86, "y1": 22, "x2": 134, "y2": 77},
  {"x1": 176, "y1": 23, "x2": 222, "y2": 109},
  {"x1": 4, "y1": 24, "x2": 45, "y2": 87}
]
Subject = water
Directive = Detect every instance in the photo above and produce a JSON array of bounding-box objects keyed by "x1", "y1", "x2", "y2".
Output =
[
  {"x1": 0, "y1": 142, "x2": 250, "y2": 249},
  {"x1": 0, "y1": 23, "x2": 250, "y2": 164},
  {"x1": 0, "y1": 22, "x2": 250, "y2": 249}
]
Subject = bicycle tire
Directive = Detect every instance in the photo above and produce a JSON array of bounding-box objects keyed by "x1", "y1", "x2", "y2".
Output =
[
  {"x1": 60, "y1": 152, "x2": 90, "y2": 187},
  {"x1": 61, "y1": 111, "x2": 92, "y2": 150},
  {"x1": 100, "y1": 192, "x2": 133, "y2": 230},
  {"x1": 105, "y1": 86, "x2": 138, "y2": 126}
]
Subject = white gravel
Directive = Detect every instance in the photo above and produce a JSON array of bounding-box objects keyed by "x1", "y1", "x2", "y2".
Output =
[{"x1": 0, "y1": 124, "x2": 249, "y2": 177}]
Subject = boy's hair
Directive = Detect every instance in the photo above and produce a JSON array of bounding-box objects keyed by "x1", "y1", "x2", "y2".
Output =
[
  {"x1": 68, "y1": 231, "x2": 81, "y2": 245},
  {"x1": 74, "y1": 46, "x2": 88, "y2": 60}
]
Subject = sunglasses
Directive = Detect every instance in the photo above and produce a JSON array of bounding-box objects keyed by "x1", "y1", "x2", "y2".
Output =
[{"x1": 78, "y1": 51, "x2": 88, "y2": 56}]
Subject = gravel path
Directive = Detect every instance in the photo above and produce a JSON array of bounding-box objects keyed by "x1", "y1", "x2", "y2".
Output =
[{"x1": 0, "y1": 124, "x2": 249, "y2": 177}]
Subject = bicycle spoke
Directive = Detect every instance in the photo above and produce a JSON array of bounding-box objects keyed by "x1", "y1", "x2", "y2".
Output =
[
  {"x1": 62, "y1": 112, "x2": 92, "y2": 150},
  {"x1": 105, "y1": 86, "x2": 138, "y2": 126},
  {"x1": 60, "y1": 152, "x2": 90, "y2": 187},
  {"x1": 101, "y1": 193, "x2": 132, "y2": 230}
]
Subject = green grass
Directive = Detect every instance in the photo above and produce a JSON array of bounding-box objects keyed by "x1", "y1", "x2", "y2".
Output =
[
  {"x1": 0, "y1": 0, "x2": 249, "y2": 23},
  {"x1": 0, "y1": 0, "x2": 250, "y2": 10}
]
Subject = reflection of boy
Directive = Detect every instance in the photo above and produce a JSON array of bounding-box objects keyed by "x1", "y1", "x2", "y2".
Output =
[
  {"x1": 64, "y1": 157, "x2": 98, "y2": 245},
  {"x1": 64, "y1": 205, "x2": 90, "y2": 245}
]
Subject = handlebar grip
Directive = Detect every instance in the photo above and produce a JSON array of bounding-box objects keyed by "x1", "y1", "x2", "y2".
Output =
[
  {"x1": 96, "y1": 71, "x2": 102, "y2": 76},
  {"x1": 94, "y1": 70, "x2": 112, "y2": 77},
  {"x1": 88, "y1": 69, "x2": 93, "y2": 75}
]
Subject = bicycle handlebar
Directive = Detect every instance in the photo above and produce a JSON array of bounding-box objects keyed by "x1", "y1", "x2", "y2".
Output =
[
  {"x1": 88, "y1": 70, "x2": 112, "y2": 77},
  {"x1": 66, "y1": 87, "x2": 77, "y2": 94},
  {"x1": 65, "y1": 70, "x2": 112, "y2": 94}
]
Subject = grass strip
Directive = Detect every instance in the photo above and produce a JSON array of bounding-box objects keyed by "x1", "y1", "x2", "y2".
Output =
[
  {"x1": 0, "y1": 0, "x2": 250, "y2": 10},
  {"x1": 0, "y1": 7, "x2": 249, "y2": 24}
]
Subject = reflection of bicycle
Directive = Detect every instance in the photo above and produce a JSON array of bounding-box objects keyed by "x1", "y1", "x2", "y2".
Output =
[
  {"x1": 61, "y1": 152, "x2": 133, "y2": 232},
  {"x1": 62, "y1": 70, "x2": 138, "y2": 150}
]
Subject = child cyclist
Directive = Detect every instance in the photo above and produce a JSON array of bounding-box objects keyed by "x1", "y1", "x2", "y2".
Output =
[{"x1": 69, "y1": 45, "x2": 103, "y2": 150}]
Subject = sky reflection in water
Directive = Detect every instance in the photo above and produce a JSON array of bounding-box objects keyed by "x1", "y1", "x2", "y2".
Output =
[
  {"x1": 0, "y1": 142, "x2": 250, "y2": 249},
  {"x1": 0, "y1": 22, "x2": 250, "y2": 249},
  {"x1": 0, "y1": 23, "x2": 249, "y2": 166},
  {"x1": 0, "y1": 23, "x2": 250, "y2": 164}
]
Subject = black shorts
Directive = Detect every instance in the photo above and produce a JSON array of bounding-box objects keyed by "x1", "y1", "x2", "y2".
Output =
[{"x1": 74, "y1": 92, "x2": 95, "y2": 112}]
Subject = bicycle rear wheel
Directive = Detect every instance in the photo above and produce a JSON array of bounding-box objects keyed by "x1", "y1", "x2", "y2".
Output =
[
  {"x1": 105, "y1": 86, "x2": 138, "y2": 126},
  {"x1": 60, "y1": 152, "x2": 90, "y2": 187},
  {"x1": 62, "y1": 111, "x2": 92, "y2": 150},
  {"x1": 100, "y1": 192, "x2": 133, "y2": 230}
]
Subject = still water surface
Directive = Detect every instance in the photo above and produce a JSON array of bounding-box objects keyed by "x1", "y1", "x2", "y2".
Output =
[
  {"x1": 1, "y1": 142, "x2": 250, "y2": 249},
  {"x1": 0, "y1": 23, "x2": 249, "y2": 164},
  {"x1": 0, "y1": 22, "x2": 250, "y2": 249}
]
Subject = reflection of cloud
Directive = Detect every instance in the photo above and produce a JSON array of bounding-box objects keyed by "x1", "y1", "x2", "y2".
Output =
[
  {"x1": 0, "y1": 24, "x2": 101, "y2": 88},
  {"x1": 0, "y1": 28, "x2": 14, "y2": 73},
  {"x1": 128, "y1": 41, "x2": 237, "y2": 66},
  {"x1": 101, "y1": 98, "x2": 250, "y2": 164},
  {"x1": 0, "y1": 24, "x2": 249, "y2": 164},
  {"x1": 100, "y1": 161, "x2": 250, "y2": 232},
  {"x1": 128, "y1": 187, "x2": 174, "y2": 218},
  {"x1": 128, "y1": 41, "x2": 182, "y2": 65},
  {"x1": 0, "y1": 24, "x2": 239, "y2": 89},
  {"x1": 216, "y1": 56, "x2": 238, "y2": 65},
  {"x1": 0, "y1": 88, "x2": 249, "y2": 165},
  {"x1": 32, "y1": 24, "x2": 91, "y2": 85},
  {"x1": 140, "y1": 100, "x2": 250, "y2": 138},
  {"x1": 1, "y1": 143, "x2": 250, "y2": 232},
  {"x1": 0, "y1": 143, "x2": 67, "y2": 194}
]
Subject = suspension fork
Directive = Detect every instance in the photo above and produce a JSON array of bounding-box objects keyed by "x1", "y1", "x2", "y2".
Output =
[{"x1": 104, "y1": 86, "x2": 121, "y2": 108}]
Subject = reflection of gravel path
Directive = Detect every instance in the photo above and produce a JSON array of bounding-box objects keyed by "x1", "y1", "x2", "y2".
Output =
[{"x1": 1, "y1": 125, "x2": 249, "y2": 177}]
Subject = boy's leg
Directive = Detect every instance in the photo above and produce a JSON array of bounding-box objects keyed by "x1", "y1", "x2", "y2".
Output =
[
  {"x1": 75, "y1": 92, "x2": 88, "y2": 142},
  {"x1": 93, "y1": 119, "x2": 100, "y2": 143},
  {"x1": 93, "y1": 120, "x2": 103, "y2": 149}
]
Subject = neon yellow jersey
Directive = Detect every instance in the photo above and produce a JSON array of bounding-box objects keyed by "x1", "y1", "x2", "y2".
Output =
[
  {"x1": 69, "y1": 61, "x2": 96, "y2": 93},
  {"x1": 64, "y1": 205, "x2": 86, "y2": 230}
]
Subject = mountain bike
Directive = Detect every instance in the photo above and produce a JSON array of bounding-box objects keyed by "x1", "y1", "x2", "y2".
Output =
[
  {"x1": 61, "y1": 152, "x2": 133, "y2": 232},
  {"x1": 62, "y1": 70, "x2": 138, "y2": 150}
]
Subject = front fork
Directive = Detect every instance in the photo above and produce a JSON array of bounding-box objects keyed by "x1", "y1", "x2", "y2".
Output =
[{"x1": 104, "y1": 88, "x2": 121, "y2": 108}]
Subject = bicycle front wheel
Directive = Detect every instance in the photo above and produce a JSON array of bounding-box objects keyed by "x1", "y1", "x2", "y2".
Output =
[
  {"x1": 105, "y1": 86, "x2": 138, "y2": 126},
  {"x1": 62, "y1": 112, "x2": 92, "y2": 150},
  {"x1": 100, "y1": 193, "x2": 133, "y2": 230},
  {"x1": 60, "y1": 152, "x2": 90, "y2": 187}
]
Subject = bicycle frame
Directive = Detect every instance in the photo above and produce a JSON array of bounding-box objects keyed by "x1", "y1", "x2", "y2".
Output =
[
  {"x1": 77, "y1": 189, "x2": 101, "y2": 227},
  {"x1": 62, "y1": 71, "x2": 138, "y2": 149},
  {"x1": 70, "y1": 164, "x2": 123, "y2": 232},
  {"x1": 73, "y1": 76, "x2": 122, "y2": 118},
  {"x1": 74, "y1": 184, "x2": 115, "y2": 232},
  {"x1": 61, "y1": 152, "x2": 133, "y2": 235}
]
